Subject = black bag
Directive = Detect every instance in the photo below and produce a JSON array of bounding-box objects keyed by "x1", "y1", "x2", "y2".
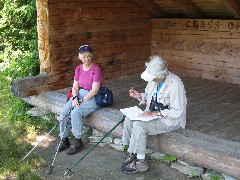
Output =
[{"x1": 95, "y1": 87, "x2": 113, "y2": 107}]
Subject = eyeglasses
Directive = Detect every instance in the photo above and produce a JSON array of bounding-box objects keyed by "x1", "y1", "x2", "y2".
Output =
[{"x1": 81, "y1": 55, "x2": 92, "y2": 59}]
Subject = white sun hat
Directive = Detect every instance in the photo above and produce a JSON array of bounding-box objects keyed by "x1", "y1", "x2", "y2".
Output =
[{"x1": 141, "y1": 56, "x2": 168, "y2": 81}]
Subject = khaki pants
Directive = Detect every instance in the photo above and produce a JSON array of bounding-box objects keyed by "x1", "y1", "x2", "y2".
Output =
[{"x1": 122, "y1": 117, "x2": 180, "y2": 155}]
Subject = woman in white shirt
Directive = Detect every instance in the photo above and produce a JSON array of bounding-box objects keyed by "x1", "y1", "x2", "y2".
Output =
[{"x1": 121, "y1": 55, "x2": 187, "y2": 174}]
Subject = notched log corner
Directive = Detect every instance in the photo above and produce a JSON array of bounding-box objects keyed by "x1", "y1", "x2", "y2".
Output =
[{"x1": 10, "y1": 73, "x2": 73, "y2": 98}]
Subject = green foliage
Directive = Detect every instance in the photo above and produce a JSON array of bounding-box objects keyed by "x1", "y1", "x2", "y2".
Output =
[
  {"x1": 189, "y1": 171, "x2": 197, "y2": 178},
  {"x1": 123, "y1": 145, "x2": 129, "y2": 152},
  {"x1": 0, "y1": 0, "x2": 48, "y2": 178},
  {"x1": 0, "y1": 76, "x2": 55, "y2": 179},
  {"x1": 2, "y1": 48, "x2": 39, "y2": 79},
  {"x1": 0, "y1": 77, "x2": 38, "y2": 178},
  {"x1": 0, "y1": 0, "x2": 39, "y2": 79},
  {"x1": 0, "y1": 0, "x2": 37, "y2": 51},
  {"x1": 163, "y1": 154, "x2": 177, "y2": 162},
  {"x1": 209, "y1": 174, "x2": 222, "y2": 180},
  {"x1": 145, "y1": 153, "x2": 151, "y2": 160}
]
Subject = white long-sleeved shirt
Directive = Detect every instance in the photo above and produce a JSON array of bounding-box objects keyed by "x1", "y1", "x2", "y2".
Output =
[{"x1": 139, "y1": 72, "x2": 187, "y2": 128}]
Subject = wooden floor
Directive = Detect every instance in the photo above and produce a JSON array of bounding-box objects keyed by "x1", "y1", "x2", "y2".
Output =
[{"x1": 102, "y1": 73, "x2": 240, "y2": 142}]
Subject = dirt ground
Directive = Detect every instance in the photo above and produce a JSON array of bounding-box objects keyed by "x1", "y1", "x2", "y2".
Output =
[{"x1": 31, "y1": 134, "x2": 199, "y2": 180}]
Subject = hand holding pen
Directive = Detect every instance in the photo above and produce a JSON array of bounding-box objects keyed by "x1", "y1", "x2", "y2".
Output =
[{"x1": 129, "y1": 87, "x2": 141, "y2": 100}]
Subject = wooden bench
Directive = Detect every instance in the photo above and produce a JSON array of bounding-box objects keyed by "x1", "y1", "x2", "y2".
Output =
[{"x1": 22, "y1": 74, "x2": 240, "y2": 178}]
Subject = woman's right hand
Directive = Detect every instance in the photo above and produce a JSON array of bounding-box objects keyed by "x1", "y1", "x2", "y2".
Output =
[
  {"x1": 129, "y1": 87, "x2": 141, "y2": 100},
  {"x1": 72, "y1": 97, "x2": 80, "y2": 107}
]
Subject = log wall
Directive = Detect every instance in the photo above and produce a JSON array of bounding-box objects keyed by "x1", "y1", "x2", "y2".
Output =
[
  {"x1": 38, "y1": 0, "x2": 151, "y2": 79},
  {"x1": 17, "y1": 2, "x2": 240, "y2": 97},
  {"x1": 22, "y1": 0, "x2": 152, "y2": 98},
  {"x1": 151, "y1": 18, "x2": 240, "y2": 84}
]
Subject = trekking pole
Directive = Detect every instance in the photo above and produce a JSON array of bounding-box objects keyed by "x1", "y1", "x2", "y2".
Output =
[
  {"x1": 64, "y1": 115, "x2": 126, "y2": 176},
  {"x1": 19, "y1": 108, "x2": 73, "y2": 164},
  {"x1": 19, "y1": 122, "x2": 59, "y2": 164},
  {"x1": 48, "y1": 119, "x2": 70, "y2": 174}
]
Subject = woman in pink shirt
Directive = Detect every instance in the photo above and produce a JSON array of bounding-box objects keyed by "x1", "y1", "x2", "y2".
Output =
[{"x1": 58, "y1": 45, "x2": 104, "y2": 155}]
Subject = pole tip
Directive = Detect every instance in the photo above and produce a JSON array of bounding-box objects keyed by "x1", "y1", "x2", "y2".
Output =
[
  {"x1": 64, "y1": 171, "x2": 69, "y2": 176},
  {"x1": 64, "y1": 168, "x2": 71, "y2": 176},
  {"x1": 48, "y1": 166, "x2": 53, "y2": 175}
]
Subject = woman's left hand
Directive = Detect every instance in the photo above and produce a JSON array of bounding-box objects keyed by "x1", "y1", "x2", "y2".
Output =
[{"x1": 139, "y1": 111, "x2": 157, "y2": 117}]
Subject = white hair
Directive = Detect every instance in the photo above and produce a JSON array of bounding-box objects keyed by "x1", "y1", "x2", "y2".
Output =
[{"x1": 145, "y1": 55, "x2": 168, "y2": 78}]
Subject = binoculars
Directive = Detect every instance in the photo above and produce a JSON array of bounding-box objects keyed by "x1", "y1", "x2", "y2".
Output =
[{"x1": 149, "y1": 100, "x2": 169, "y2": 112}]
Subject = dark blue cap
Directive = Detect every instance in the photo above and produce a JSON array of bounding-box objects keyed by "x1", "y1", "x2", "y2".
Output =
[{"x1": 79, "y1": 45, "x2": 93, "y2": 54}]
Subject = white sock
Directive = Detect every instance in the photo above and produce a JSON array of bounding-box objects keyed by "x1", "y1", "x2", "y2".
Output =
[{"x1": 137, "y1": 153, "x2": 145, "y2": 161}]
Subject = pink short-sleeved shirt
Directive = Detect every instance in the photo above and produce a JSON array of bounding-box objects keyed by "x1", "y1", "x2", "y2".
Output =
[{"x1": 74, "y1": 64, "x2": 104, "y2": 90}]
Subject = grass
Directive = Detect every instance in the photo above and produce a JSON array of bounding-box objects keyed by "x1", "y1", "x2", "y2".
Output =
[
  {"x1": 0, "y1": 76, "x2": 56, "y2": 179},
  {"x1": 209, "y1": 174, "x2": 223, "y2": 180}
]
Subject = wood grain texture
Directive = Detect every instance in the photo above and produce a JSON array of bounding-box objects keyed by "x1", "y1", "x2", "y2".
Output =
[
  {"x1": 151, "y1": 18, "x2": 240, "y2": 84},
  {"x1": 11, "y1": 73, "x2": 73, "y2": 97},
  {"x1": 38, "y1": 0, "x2": 151, "y2": 79},
  {"x1": 37, "y1": 0, "x2": 51, "y2": 73},
  {"x1": 222, "y1": 0, "x2": 240, "y2": 19}
]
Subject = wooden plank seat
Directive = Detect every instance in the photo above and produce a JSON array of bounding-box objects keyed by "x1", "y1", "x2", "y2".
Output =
[{"x1": 22, "y1": 74, "x2": 240, "y2": 178}]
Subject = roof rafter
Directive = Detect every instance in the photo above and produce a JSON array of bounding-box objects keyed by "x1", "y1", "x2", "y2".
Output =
[
  {"x1": 221, "y1": 0, "x2": 240, "y2": 19},
  {"x1": 134, "y1": 0, "x2": 167, "y2": 18},
  {"x1": 171, "y1": 0, "x2": 203, "y2": 18}
]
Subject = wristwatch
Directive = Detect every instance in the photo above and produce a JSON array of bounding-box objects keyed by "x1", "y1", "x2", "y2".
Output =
[
  {"x1": 157, "y1": 112, "x2": 162, "y2": 116},
  {"x1": 79, "y1": 98, "x2": 83, "y2": 103}
]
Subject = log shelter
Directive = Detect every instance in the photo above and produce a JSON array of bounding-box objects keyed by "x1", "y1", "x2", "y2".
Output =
[{"x1": 11, "y1": 0, "x2": 240, "y2": 178}]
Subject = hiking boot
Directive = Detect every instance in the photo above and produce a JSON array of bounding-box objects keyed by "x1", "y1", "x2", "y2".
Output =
[
  {"x1": 66, "y1": 138, "x2": 84, "y2": 155},
  {"x1": 58, "y1": 137, "x2": 70, "y2": 152},
  {"x1": 121, "y1": 159, "x2": 148, "y2": 174},
  {"x1": 122, "y1": 153, "x2": 137, "y2": 166}
]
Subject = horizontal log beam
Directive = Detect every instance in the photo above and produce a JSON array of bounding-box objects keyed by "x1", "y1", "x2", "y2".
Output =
[
  {"x1": 11, "y1": 73, "x2": 74, "y2": 98},
  {"x1": 135, "y1": 0, "x2": 167, "y2": 17},
  {"x1": 172, "y1": 0, "x2": 203, "y2": 18},
  {"x1": 222, "y1": 0, "x2": 240, "y2": 19}
]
